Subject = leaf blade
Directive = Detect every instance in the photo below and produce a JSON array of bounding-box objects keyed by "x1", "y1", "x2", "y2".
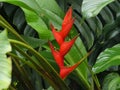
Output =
[
  {"x1": 92, "y1": 44, "x2": 120, "y2": 74},
  {"x1": 0, "y1": 30, "x2": 12, "y2": 90},
  {"x1": 81, "y1": 0, "x2": 115, "y2": 18}
]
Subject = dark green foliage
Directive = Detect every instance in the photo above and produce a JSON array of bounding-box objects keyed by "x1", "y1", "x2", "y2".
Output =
[{"x1": 0, "y1": 0, "x2": 120, "y2": 90}]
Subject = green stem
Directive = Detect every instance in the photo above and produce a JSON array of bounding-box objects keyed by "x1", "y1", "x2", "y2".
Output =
[
  {"x1": 9, "y1": 85, "x2": 16, "y2": 90},
  {"x1": 95, "y1": 74, "x2": 101, "y2": 90},
  {"x1": 76, "y1": 16, "x2": 101, "y2": 89},
  {"x1": 74, "y1": 43, "x2": 101, "y2": 90},
  {"x1": 8, "y1": 53, "x2": 58, "y2": 88},
  {"x1": 9, "y1": 39, "x2": 69, "y2": 90},
  {"x1": 75, "y1": 50, "x2": 93, "y2": 90},
  {"x1": 11, "y1": 57, "x2": 34, "y2": 90},
  {"x1": 67, "y1": 35, "x2": 91, "y2": 89},
  {"x1": 12, "y1": 44, "x2": 43, "y2": 69},
  {"x1": 0, "y1": 15, "x2": 27, "y2": 43},
  {"x1": 85, "y1": 62, "x2": 101, "y2": 90},
  {"x1": 11, "y1": 44, "x2": 53, "y2": 81},
  {"x1": 80, "y1": 17, "x2": 85, "y2": 26}
]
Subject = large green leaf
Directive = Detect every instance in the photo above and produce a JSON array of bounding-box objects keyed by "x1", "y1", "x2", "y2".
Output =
[
  {"x1": 22, "y1": 36, "x2": 47, "y2": 48},
  {"x1": 65, "y1": 30, "x2": 90, "y2": 89},
  {"x1": 0, "y1": 0, "x2": 63, "y2": 39},
  {"x1": 65, "y1": 40, "x2": 90, "y2": 87},
  {"x1": 108, "y1": 77, "x2": 120, "y2": 90},
  {"x1": 92, "y1": 44, "x2": 120, "y2": 74},
  {"x1": 21, "y1": 8, "x2": 52, "y2": 39},
  {"x1": 102, "y1": 73, "x2": 120, "y2": 90},
  {"x1": 99, "y1": 6, "x2": 114, "y2": 24},
  {"x1": 86, "y1": 17, "x2": 103, "y2": 37},
  {"x1": 74, "y1": 19, "x2": 94, "y2": 49},
  {"x1": 0, "y1": 1, "x2": 90, "y2": 89},
  {"x1": 81, "y1": 0, "x2": 115, "y2": 18},
  {"x1": 0, "y1": 30, "x2": 12, "y2": 89}
]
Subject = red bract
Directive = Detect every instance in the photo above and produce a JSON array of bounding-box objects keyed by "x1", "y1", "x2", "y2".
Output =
[
  {"x1": 60, "y1": 35, "x2": 78, "y2": 57},
  {"x1": 49, "y1": 41, "x2": 64, "y2": 68},
  {"x1": 60, "y1": 7, "x2": 74, "y2": 39},
  {"x1": 62, "y1": 7, "x2": 73, "y2": 25},
  {"x1": 60, "y1": 18, "x2": 75, "y2": 40},
  {"x1": 50, "y1": 24, "x2": 63, "y2": 46},
  {"x1": 49, "y1": 7, "x2": 80, "y2": 79},
  {"x1": 51, "y1": 7, "x2": 74, "y2": 45},
  {"x1": 60, "y1": 62, "x2": 80, "y2": 79}
]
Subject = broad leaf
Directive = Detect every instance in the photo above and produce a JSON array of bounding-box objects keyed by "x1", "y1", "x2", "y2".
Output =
[
  {"x1": 102, "y1": 73, "x2": 120, "y2": 90},
  {"x1": 21, "y1": 8, "x2": 53, "y2": 39},
  {"x1": 0, "y1": 1, "x2": 90, "y2": 89},
  {"x1": 99, "y1": 6, "x2": 114, "y2": 24},
  {"x1": 65, "y1": 37, "x2": 90, "y2": 88},
  {"x1": 0, "y1": 0, "x2": 63, "y2": 39},
  {"x1": 22, "y1": 36, "x2": 47, "y2": 48},
  {"x1": 92, "y1": 44, "x2": 120, "y2": 74},
  {"x1": 0, "y1": 30, "x2": 12, "y2": 89},
  {"x1": 108, "y1": 77, "x2": 120, "y2": 90},
  {"x1": 81, "y1": 0, "x2": 115, "y2": 18},
  {"x1": 74, "y1": 19, "x2": 94, "y2": 49}
]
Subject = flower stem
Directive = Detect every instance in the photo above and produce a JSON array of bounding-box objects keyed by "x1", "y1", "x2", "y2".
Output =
[
  {"x1": 0, "y1": 15, "x2": 27, "y2": 43},
  {"x1": 74, "y1": 42, "x2": 101, "y2": 90},
  {"x1": 9, "y1": 39, "x2": 70, "y2": 90}
]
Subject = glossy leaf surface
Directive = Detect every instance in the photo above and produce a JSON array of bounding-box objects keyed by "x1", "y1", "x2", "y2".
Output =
[
  {"x1": 102, "y1": 73, "x2": 120, "y2": 90},
  {"x1": 0, "y1": 30, "x2": 12, "y2": 89},
  {"x1": 0, "y1": 0, "x2": 63, "y2": 39},
  {"x1": 92, "y1": 44, "x2": 120, "y2": 74},
  {"x1": 82, "y1": 0, "x2": 115, "y2": 18}
]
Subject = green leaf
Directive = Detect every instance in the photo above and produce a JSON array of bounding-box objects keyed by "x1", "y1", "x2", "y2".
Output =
[
  {"x1": 22, "y1": 36, "x2": 48, "y2": 48},
  {"x1": 86, "y1": 17, "x2": 103, "y2": 37},
  {"x1": 81, "y1": 0, "x2": 115, "y2": 18},
  {"x1": 21, "y1": 8, "x2": 52, "y2": 39},
  {"x1": 47, "y1": 86, "x2": 54, "y2": 90},
  {"x1": 35, "y1": 0, "x2": 63, "y2": 17},
  {"x1": 0, "y1": 1, "x2": 90, "y2": 89},
  {"x1": 0, "y1": 0, "x2": 63, "y2": 39},
  {"x1": 39, "y1": 51, "x2": 59, "y2": 71},
  {"x1": 102, "y1": 73, "x2": 120, "y2": 90},
  {"x1": 75, "y1": 19, "x2": 94, "y2": 49},
  {"x1": 108, "y1": 77, "x2": 120, "y2": 90},
  {"x1": 0, "y1": 30, "x2": 12, "y2": 89},
  {"x1": 99, "y1": 6, "x2": 114, "y2": 24},
  {"x1": 92, "y1": 44, "x2": 120, "y2": 74},
  {"x1": 65, "y1": 37, "x2": 90, "y2": 89},
  {"x1": 0, "y1": 30, "x2": 11, "y2": 54}
]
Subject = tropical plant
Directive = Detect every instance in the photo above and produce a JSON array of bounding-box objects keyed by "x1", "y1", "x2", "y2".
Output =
[{"x1": 0, "y1": 0, "x2": 120, "y2": 90}]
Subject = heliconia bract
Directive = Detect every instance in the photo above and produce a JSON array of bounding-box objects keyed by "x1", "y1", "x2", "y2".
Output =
[{"x1": 49, "y1": 7, "x2": 81, "y2": 79}]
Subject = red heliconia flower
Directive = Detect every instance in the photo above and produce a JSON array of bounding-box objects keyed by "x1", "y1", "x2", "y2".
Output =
[
  {"x1": 60, "y1": 35, "x2": 79, "y2": 56},
  {"x1": 50, "y1": 24, "x2": 63, "y2": 46},
  {"x1": 49, "y1": 41, "x2": 64, "y2": 68},
  {"x1": 60, "y1": 62, "x2": 80, "y2": 79},
  {"x1": 60, "y1": 7, "x2": 75, "y2": 39},
  {"x1": 51, "y1": 7, "x2": 74, "y2": 45},
  {"x1": 49, "y1": 7, "x2": 81, "y2": 79},
  {"x1": 62, "y1": 7, "x2": 73, "y2": 26}
]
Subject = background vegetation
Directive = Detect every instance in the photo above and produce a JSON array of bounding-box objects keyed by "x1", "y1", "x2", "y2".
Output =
[{"x1": 0, "y1": 0, "x2": 120, "y2": 90}]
